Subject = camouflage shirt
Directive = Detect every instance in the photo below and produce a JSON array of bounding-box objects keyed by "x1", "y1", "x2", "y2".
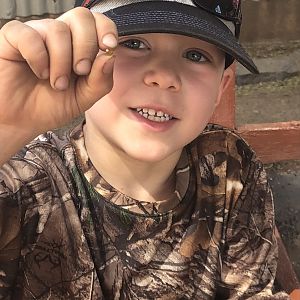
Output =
[{"x1": 0, "y1": 123, "x2": 289, "y2": 299}]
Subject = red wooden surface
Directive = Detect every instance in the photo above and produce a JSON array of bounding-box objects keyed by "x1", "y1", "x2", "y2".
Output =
[
  {"x1": 275, "y1": 227, "x2": 300, "y2": 294},
  {"x1": 238, "y1": 121, "x2": 300, "y2": 163}
]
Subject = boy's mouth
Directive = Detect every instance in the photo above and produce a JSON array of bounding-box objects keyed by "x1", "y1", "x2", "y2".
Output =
[{"x1": 133, "y1": 107, "x2": 174, "y2": 122}]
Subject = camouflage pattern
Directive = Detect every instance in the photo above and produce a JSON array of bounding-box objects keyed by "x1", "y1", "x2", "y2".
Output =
[{"x1": 0, "y1": 123, "x2": 289, "y2": 299}]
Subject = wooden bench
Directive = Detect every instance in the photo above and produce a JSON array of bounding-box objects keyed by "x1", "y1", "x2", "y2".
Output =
[{"x1": 212, "y1": 65, "x2": 300, "y2": 298}]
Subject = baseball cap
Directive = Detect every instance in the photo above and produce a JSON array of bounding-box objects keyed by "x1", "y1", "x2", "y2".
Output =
[{"x1": 75, "y1": 0, "x2": 258, "y2": 73}]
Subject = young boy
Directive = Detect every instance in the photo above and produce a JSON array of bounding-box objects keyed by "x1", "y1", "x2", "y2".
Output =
[{"x1": 0, "y1": 0, "x2": 291, "y2": 299}]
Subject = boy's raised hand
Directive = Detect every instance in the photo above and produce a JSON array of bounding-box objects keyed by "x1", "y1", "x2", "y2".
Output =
[{"x1": 0, "y1": 7, "x2": 116, "y2": 143}]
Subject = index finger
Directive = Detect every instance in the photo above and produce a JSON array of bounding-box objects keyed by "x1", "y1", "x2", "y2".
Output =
[
  {"x1": 91, "y1": 11, "x2": 118, "y2": 51},
  {"x1": 58, "y1": 7, "x2": 118, "y2": 75},
  {"x1": 0, "y1": 20, "x2": 49, "y2": 79}
]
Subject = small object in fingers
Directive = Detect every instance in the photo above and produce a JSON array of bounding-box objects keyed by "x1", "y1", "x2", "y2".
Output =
[{"x1": 105, "y1": 48, "x2": 115, "y2": 56}]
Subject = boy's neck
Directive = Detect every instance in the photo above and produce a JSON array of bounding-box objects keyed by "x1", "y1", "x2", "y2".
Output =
[{"x1": 83, "y1": 123, "x2": 181, "y2": 203}]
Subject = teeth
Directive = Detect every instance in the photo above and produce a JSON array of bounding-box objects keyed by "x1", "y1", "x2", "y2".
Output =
[
  {"x1": 135, "y1": 107, "x2": 173, "y2": 122},
  {"x1": 148, "y1": 109, "x2": 156, "y2": 116}
]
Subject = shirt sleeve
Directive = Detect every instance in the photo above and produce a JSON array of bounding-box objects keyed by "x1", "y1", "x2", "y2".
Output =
[
  {"x1": 216, "y1": 157, "x2": 290, "y2": 299},
  {"x1": 0, "y1": 173, "x2": 21, "y2": 298},
  {"x1": 0, "y1": 149, "x2": 51, "y2": 298},
  {"x1": 0, "y1": 159, "x2": 25, "y2": 297}
]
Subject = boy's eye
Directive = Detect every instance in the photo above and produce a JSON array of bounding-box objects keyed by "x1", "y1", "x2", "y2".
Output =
[
  {"x1": 119, "y1": 39, "x2": 147, "y2": 50},
  {"x1": 184, "y1": 50, "x2": 209, "y2": 63}
]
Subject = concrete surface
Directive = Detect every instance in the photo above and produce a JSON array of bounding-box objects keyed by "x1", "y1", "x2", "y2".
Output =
[
  {"x1": 266, "y1": 161, "x2": 300, "y2": 278},
  {"x1": 236, "y1": 74, "x2": 300, "y2": 125},
  {"x1": 237, "y1": 44, "x2": 300, "y2": 76}
]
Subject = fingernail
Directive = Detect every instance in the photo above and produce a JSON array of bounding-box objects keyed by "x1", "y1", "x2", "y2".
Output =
[
  {"x1": 102, "y1": 33, "x2": 118, "y2": 49},
  {"x1": 75, "y1": 59, "x2": 92, "y2": 75},
  {"x1": 102, "y1": 56, "x2": 115, "y2": 75},
  {"x1": 41, "y1": 68, "x2": 49, "y2": 79},
  {"x1": 54, "y1": 76, "x2": 69, "y2": 90}
]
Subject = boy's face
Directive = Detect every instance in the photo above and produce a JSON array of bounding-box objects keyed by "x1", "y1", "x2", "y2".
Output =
[{"x1": 85, "y1": 33, "x2": 232, "y2": 162}]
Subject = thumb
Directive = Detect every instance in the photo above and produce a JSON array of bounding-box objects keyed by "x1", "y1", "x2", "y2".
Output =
[{"x1": 75, "y1": 53, "x2": 115, "y2": 112}]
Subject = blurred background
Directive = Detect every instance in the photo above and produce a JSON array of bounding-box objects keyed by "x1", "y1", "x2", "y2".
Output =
[
  {"x1": 1, "y1": 0, "x2": 300, "y2": 279},
  {"x1": 0, "y1": 0, "x2": 74, "y2": 21}
]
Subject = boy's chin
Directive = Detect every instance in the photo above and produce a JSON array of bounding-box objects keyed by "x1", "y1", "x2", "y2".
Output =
[{"x1": 121, "y1": 144, "x2": 182, "y2": 164}]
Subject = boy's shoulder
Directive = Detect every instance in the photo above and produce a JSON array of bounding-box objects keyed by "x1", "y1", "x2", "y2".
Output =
[
  {"x1": 194, "y1": 123, "x2": 255, "y2": 162},
  {"x1": 0, "y1": 125, "x2": 76, "y2": 187},
  {"x1": 188, "y1": 124, "x2": 261, "y2": 188},
  {"x1": 18, "y1": 122, "x2": 83, "y2": 161}
]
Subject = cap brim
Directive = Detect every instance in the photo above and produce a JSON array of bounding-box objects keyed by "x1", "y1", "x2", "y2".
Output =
[{"x1": 102, "y1": 2, "x2": 258, "y2": 74}]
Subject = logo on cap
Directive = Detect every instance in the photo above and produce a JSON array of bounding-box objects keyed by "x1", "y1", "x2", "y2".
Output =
[{"x1": 215, "y1": 5, "x2": 222, "y2": 14}]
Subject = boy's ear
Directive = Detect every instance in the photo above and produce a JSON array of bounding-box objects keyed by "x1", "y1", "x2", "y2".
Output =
[{"x1": 215, "y1": 65, "x2": 235, "y2": 108}]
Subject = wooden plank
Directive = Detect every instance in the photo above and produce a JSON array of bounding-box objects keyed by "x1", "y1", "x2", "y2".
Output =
[
  {"x1": 238, "y1": 121, "x2": 300, "y2": 163},
  {"x1": 275, "y1": 226, "x2": 300, "y2": 294},
  {"x1": 210, "y1": 64, "x2": 236, "y2": 128}
]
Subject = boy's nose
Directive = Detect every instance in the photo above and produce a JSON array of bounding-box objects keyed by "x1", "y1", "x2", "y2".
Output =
[{"x1": 143, "y1": 63, "x2": 182, "y2": 92}]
